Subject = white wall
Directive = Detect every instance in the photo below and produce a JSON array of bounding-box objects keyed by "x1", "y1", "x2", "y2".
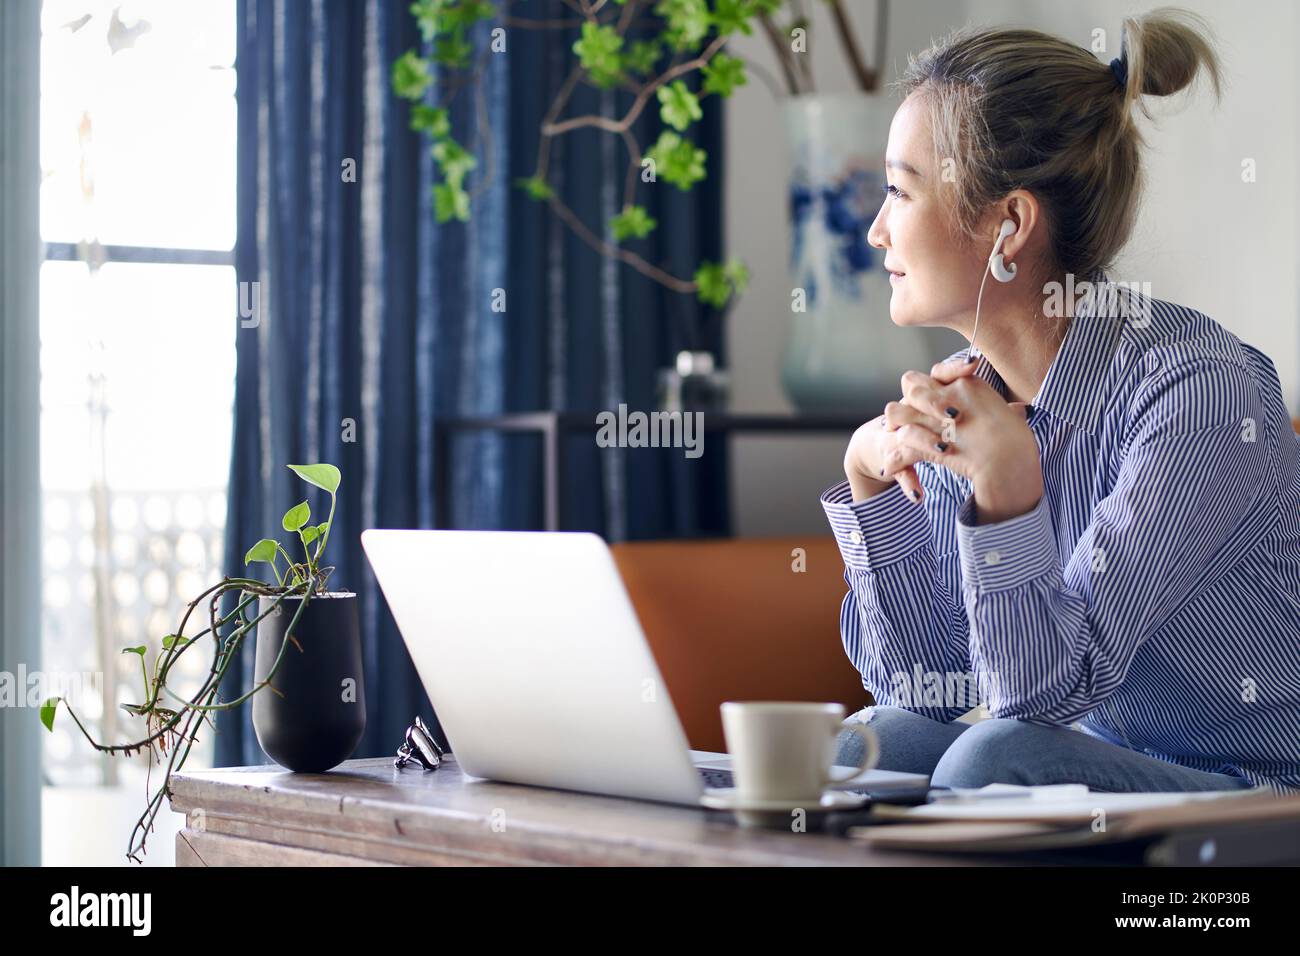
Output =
[{"x1": 725, "y1": 0, "x2": 1300, "y2": 536}]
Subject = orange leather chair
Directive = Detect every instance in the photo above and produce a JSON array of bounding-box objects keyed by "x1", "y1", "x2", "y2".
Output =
[{"x1": 610, "y1": 537, "x2": 867, "y2": 753}]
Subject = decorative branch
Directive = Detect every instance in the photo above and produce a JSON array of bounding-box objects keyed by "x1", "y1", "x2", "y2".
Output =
[
  {"x1": 547, "y1": 192, "x2": 696, "y2": 294},
  {"x1": 758, "y1": 13, "x2": 801, "y2": 95},
  {"x1": 829, "y1": 0, "x2": 881, "y2": 92},
  {"x1": 541, "y1": 34, "x2": 729, "y2": 137},
  {"x1": 394, "y1": 1, "x2": 893, "y2": 310}
]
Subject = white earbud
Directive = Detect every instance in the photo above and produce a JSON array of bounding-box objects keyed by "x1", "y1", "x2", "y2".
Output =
[
  {"x1": 990, "y1": 218, "x2": 1017, "y2": 282},
  {"x1": 965, "y1": 218, "x2": 1018, "y2": 361}
]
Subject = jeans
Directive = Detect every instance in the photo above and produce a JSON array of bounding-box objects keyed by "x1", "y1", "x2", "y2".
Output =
[{"x1": 835, "y1": 705, "x2": 1257, "y2": 793}]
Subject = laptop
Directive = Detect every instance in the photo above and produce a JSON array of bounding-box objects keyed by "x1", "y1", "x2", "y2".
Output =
[{"x1": 361, "y1": 528, "x2": 928, "y2": 806}]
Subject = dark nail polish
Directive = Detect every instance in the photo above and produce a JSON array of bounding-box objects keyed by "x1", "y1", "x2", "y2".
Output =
[
  {"x1": 965, "y1": 354, "x2": 978, "y2": 364},
  {"x1": 1025, "y1": 403, "x2": 1035, "y2": 417},
  {"x1": 911, "y1": 489, "x2": 921, "y2": 501},
  {"x1": 879, "y1": 467, "x2": 886, "y2": 477},
  {"x1": 945, "y1": 406, "x2": 959, "y2": 418},
  {"x1": 935, "y1": 442, "x2": 948, "y2": 452}
]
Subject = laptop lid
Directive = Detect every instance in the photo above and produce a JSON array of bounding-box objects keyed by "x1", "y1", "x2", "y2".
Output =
[{"x1": 361, "y1": 529, "x2": 706, "y2": 805}]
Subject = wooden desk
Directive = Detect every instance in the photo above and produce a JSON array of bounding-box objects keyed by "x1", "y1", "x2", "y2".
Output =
[{"x1": 168, "y1": 755, "x2": 996, "y2": 867}]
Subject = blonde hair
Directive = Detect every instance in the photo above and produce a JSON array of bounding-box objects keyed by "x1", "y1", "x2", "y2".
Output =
[{"x1": 899, "y1": 7, "x2": 1222, "y2": 279}]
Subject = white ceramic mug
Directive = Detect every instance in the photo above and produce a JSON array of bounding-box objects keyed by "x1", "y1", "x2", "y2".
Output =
[{"x1": 720, "y1": 701, "x2": 879, "y2": 803}]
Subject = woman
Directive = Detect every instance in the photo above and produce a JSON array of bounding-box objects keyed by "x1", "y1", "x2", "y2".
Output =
[{"x1": 825, "y1": 9, "x2": 1300, "y2": 795}]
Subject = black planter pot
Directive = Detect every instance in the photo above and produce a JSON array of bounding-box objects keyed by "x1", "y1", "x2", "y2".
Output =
[{"x1": 252, "y1": 592, "x2": 365, "y2": 773}]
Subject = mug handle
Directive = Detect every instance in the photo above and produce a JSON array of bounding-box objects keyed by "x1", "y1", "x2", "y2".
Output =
[{"x1": 824, "y1": 723, "x2": 879, "y2": 788}]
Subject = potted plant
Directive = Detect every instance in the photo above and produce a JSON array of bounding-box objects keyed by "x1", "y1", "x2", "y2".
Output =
[
  {"x1": 39, "y1": 462, "x2": 365, "y2": 862},
  {"x1": 392, "y1": 0, "x2": 925, "y2": 410}
]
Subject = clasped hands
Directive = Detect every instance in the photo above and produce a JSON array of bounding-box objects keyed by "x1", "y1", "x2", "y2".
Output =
[{"x1": 844, "y1": 356, "x2": 1044, "y2": 525}]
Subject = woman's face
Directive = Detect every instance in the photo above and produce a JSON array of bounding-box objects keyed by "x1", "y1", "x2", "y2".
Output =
[{"x1": 867, "y1": 93, "x2": 985, "y2": 333}]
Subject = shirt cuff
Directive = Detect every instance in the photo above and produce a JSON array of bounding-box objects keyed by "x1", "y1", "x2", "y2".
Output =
[
  {"x1": 820, "y1": 479, "x2": 931, "y2": 572},
  {"x1": 956, "y1": 491, "x2": 1057, "y2": 591}
]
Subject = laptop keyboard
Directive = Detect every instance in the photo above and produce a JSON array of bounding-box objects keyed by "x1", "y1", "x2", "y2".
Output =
[{"x1": 698, "y1": 767, "x2": 735, "y2": 789}]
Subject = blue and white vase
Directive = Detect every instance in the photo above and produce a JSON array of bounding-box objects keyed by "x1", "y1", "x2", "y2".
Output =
[{"x1": 781, "y1": 94, "x2": 935, "y2": 411}]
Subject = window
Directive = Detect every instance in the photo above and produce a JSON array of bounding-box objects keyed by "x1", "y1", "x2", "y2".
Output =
[{"x1": 38, "y1": 0, "x2": 236, "y2": 865}]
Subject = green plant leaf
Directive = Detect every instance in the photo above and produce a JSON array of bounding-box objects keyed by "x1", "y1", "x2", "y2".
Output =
[
  {"x1": 161, "y1": 635, "x2": 193, "y2": 650},
  {"x1": 624, "y1": 39, "x2": 662, "y2": 75},
  {"x1": 702, "y1": 53, "x2": 747, "y2": 97},
  {"x1": 655, "y1": 0, "x2": 710, "y2": 51},
  {"x1": 40, "y1": 698, "x2": 60, "y2": 732},
  {"x1": 433, "y1": 182, "x2": 471, "y2": 222},
  {"x1": 572, "y1": 21, "x2": 624, "y2": 88},
  {"x1": 515, "y1": 175, "x2": 553, "y2": 201},
  {"x1": 410, "y1": 104, "x2": 451, "y2": 138},
  {"x1": 120, "y1": 702, "x2": 148, "y2": 716},
  {"x1": 433, "y1": 31, "x2": 474, "y2": 67},
  {"x1": 121, "y1": 645, "x2": 147, "y2": 658},
  {"x1": 409, "y1": 0, "x2": 445, "y2": 42},
  {"x1": 657, "y1": 80, "x2": 702, "y2": 132},
  {"x1": 287, "y1": 463, "x2": 341, "y2": 495},
  {"x1": 711, "y1": 0, "x2": 756, "y2": 37},
  {"x1": 724, "y1": 256, "x2": 750, "y2": 295},
  {"x1": 391, "y1": 49, "x2": 433, "y2": 100},
  {"x1": 282, "y1": 500, "x2": 311, "y2": 533},
  {"x1": 244, "y1": 538, "x2": 278, "y2": 565},
  {"x1": 694, "y1": 256, "x2": 749, "y2": 308},
  {"x1": 315, "y1": 521, "x2": 330, "y2": 538},
  {"x1": 431, "y1": 138, "x2": 477, "y2": 188},
  {"x1": 610, "y1": 205, "x2": 658, "y2": 241},
  {"x1": 301, "y1": 525, "x2": 320, "y2": 546},
  {"x1": 646, "y1": 131, "x2": 707, "y2": 190}
]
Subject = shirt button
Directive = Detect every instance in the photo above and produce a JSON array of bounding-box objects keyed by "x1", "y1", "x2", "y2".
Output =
[
  {"x1": 848, "y1": 530, "x2": 863, "y2": 546},
  {"x1": 985, "y1": 550, "x2": 1001, "y2": 566}
]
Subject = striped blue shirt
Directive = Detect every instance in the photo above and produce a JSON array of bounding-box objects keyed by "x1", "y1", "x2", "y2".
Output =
[{"x1": 821, "y1": 275, "x2": 1300, "y2": 794}]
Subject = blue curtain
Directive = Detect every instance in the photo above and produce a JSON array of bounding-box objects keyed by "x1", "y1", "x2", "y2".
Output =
[{"x1": 218, "y1": 0, "x2": 729, "y2": 767}]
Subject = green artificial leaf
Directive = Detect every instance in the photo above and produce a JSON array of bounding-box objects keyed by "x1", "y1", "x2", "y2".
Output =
[
  {"x1": 409, "y1": 0, "x2": 445, "y2": 42},
  {"x1": 121, "y1": 645, "x2": 147, "y2": 657},
  {"x1": 610, "y1": 205, "x2": 658, "y2": 241},
  {"x1": 433, "y1": 182, "x2": 471, "y2": 222},
  {"x1": 693, "y1": 256, "x2": 749, "y2": 308},
  {"x1": 445, "y1": 0, "x2": 496, "y2": 28},
  {"x1": 572, "y1": 21, "x2": 624, "y2": 88},
  {"x1": 40, "y1": 698, "x2": 60, "y2": 732},
  {"x1": 655, "y1": 0, "x2": 710, "y2": 52},
  {"x1": 431, "y1": 138, "x2": 478, "y2": 188},
  {"x1": 410, "y1": 104, "x2": 451, "y2": 138},
  {"x1": 392, "y1": 49, "x2": 433, "y2": 100},
  {"x1": 711, "y1": 0, "x2": 756, "y2": 37},
  {"x1": 646, "y1": 131, "x2": 707, "y2": 190},
  {"x1": 287, "y1": 463, "x2": 341, "y2": 495},
  {"x1": 282, "y1": 500, "x2": 311, "y2": 533},
  {"x1": 515, "y1": 175, "x2": 554, "y2": 201},
  {"x1": 433, "y1": 31, "x2": 474, "y2": 67},
  {"x1": 161, "y1": 635, "x2": 193, "y2": 650},
  {"x1": 694, "y1": 262, "x2": 730, "y2": 308},
  {"x1": 301, "y1": 525, "x2": 320, "y2": 546},
  {"x1": 702, "y1": 53, "x2": 747, "y2": 97},
  {"x1": 624, "y1": 39, "x2": 662, "y2": 75},
  {"x1": 244, "y1": 538, "x2": 278, "y2": 566},
  {"x1": 657, "y1": 80, "x2": 702, "y2": 131}
]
